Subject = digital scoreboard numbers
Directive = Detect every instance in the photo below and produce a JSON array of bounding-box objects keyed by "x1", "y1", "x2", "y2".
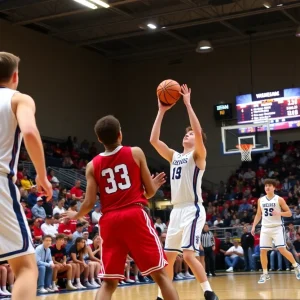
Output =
[
  {"x1": 236, "y1": 88, "x2": 300, "y2": 131},
  {"x1": 214, "y1": 103, "x2": 232, "y2": 120}
]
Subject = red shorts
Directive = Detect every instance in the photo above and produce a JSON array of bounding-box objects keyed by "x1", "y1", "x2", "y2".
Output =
[{"x1": 98, "y1": 205, "x2": 167, "y2": 280}]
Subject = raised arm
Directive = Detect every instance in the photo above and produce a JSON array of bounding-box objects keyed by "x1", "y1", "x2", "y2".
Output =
[
  {"x1": 180, "y1": 85, "x2": 206, "y2": 161},
  {"x1": 150, "y1": 99, "x2": 175, "y2": 163},
  {"x1": 12, "y1": 93, "x2": 52, "y2": 200},
  {"x1": 251, "y1": 198, "x2": 262, "y2": 235},
  {"x1": 132, "y1": 147, "x2": 165, "y2": 199}
]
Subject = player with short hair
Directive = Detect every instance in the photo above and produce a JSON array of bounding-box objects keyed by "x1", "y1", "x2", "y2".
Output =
[
  {"x1": 150, "y1": 84, "x2": 218, "y2": 300},
  {"x1": 251, "y1": 178, "x2": 300, "y2": 283},
  {"x1": 0, "y1": 52, "x2": 52, "y2": 300},
  {"x1": 65, "y1": 115, "x2": 179, "y2": 300}
]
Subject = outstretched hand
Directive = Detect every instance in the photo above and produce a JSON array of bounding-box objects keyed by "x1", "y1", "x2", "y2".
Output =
[
  {"x1": 180, "y1": 84, "x2": 191, "y2": 106},
  {"x1": 152, "y1": 172, "x2": 166, "y2": 190}
]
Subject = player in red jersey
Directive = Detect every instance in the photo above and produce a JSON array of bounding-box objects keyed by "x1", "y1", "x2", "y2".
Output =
[{"x1": 65, "y1": 115, "x2": 179, "y2": 300}]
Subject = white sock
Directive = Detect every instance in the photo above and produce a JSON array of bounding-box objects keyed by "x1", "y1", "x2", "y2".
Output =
[
  {"x1": 292, "y1": 263, "x2": 298, "y2": 268},
  {"x1": 1, "y1": 287, "x2": 9, "y2": 293},
  {"x1": 263, "y1": 269, "x2": 268, "y2": 275},
  {"x1": 76, "y1": 278, "x2": 81, "y2": 284},
  {"x1": 200, "y1": 281, "x2": 212, "y2": 292},
  {"x1": 158, "y1": 288, "x2": 163, "y2": 299},
  {"x1": 135, "y1": 275, "x2": 139, "y2": 281},
  {"x1": 67, "y1": 280, "x2": 73, "y2": 286},
  {"x1": 52, "y1": 281, "x2": 56, "y2": 287}
]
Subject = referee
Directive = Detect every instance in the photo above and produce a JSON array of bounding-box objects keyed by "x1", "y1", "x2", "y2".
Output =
[{"x1": 201, "y1": 223, "x2": 216, "y2": 276}]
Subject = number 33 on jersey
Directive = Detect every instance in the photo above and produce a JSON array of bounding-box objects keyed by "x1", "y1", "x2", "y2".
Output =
[{"x1": 92, "y1": 146, "x2": 148, "y2": 213}]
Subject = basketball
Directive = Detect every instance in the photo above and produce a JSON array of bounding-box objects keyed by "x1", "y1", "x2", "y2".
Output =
[{"x1": 157, "y1": 79, "x2": 181, "y2": 105}]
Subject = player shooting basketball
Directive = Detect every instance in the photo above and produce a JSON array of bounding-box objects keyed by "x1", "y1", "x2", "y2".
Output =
[{"x1": 150, "y1": 84, "x2": 218, "y2": 300}]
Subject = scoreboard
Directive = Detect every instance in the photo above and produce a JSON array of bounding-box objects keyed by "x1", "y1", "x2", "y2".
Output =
[
  {"x1": 236, "y1": 88, "x2": 300, "y2": 131},
  {"x1": 214, "y1": 103, "x2": 232, "y2": 120}
]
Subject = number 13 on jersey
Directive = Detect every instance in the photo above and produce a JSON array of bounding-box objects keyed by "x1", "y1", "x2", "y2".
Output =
[{"x1": 102, "y1": 164, "x2": 131, "y2": 194}]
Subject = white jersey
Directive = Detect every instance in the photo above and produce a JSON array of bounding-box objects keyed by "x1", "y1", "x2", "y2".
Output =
[
  {"x1": 170, "y1": 151, "x2": 204, "y2": 206},
  {"x1": 260, "y1": 194, "x2": 283, "y2": 228},
  {"x1": 0, "y1": 87, "x2": 22, "y2": 179}
]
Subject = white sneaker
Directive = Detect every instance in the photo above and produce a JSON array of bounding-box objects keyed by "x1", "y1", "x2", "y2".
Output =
[
  {"x1": 46, "y1": 287, "x2": 55, "y2": 292},
  {"x1": 0, "y1": 289, "x2": 11, "y2": 296},
  {"x1": 125, "y1": 279, "x2": 135, "y2": 283},
  {"x1": 84, "y1": 281, "x2": 95, "y2": 288},
  {"x1": 52, "y1": 284, "x2": 59, "y2": 292},
  {"x1": 176, "y1": 273, "x2": 184, "y2": 279},
  {"x1": 286, "y1": 268, "x2": 290, "y2": 271},
  {"x1": 258, "y1": 274, "x2": 270, "y2": 284},
  {"x1": 38, "y1": 288, "x2": 48, "y2": 293},
  {"x1": 184, "y1": 272, "x2": 195, "y2": 279},
  {"x1": 75, "y1": 283, "x2": 86, "y2": 289},
  {"x1": 226, "y1": 267, "x2": 233, "y2": 272},
  {"x1": 66, "y1": 283, "x2": 77, "y2": 290},
  {"x1": 294, "y1": 264, "x2": 300, "y2": 280},
  {"x1": 91, "y1": 280, "x2": 101, "y2": 288}
]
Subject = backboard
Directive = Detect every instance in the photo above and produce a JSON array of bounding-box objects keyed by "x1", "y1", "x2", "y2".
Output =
[{"x1": 221, "y1": 122, "x2": 272, "y2": 155}]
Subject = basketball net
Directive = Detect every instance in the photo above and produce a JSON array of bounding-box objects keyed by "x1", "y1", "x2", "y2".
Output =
[{"x1": 236, "y1": 144, "x2": 253, "y2": 161}]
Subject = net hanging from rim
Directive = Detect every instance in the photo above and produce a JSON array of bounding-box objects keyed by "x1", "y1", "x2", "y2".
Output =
[{"x1": 236, "y1": 144, "x2": 253, "y2": 161}]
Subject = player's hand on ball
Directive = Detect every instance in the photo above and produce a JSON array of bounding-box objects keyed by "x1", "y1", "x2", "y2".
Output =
[
  {"x1": 158, "y1": 98, "x2": 175, "y2": 112},
  {"x1": 271, "y1": 209, "x2": 281, "y2": 216},
  {"x1": 180, "y1": 84, "x2": 191, "y2": 106},
  {"x1": 152, "y1": 172, "x2": 166, "y2": 190}
]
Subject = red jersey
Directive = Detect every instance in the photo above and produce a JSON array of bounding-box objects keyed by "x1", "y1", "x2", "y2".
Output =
[{"x1": 93, "y1": 146, "x2": 147, "y2": 213}]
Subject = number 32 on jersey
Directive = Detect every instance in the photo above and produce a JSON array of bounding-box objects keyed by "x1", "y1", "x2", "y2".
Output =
[{"x1": 102, "y1": 164, "x2": 131, "y2": 194}]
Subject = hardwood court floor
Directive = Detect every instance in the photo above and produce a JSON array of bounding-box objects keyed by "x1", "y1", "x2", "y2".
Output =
[{"x1": 37, "y1": 272, "x2": 300, "y2": 300}]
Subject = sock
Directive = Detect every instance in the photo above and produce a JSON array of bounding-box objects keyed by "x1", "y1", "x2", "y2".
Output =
[
  {"x1": 67, "y1": 280, "x2": 73, "y2": 286},
  {"x1": 263, "y1": 269, "x2": 268, "y2": 275},
  {"x1": 158, "y1": 288, "x2": 163, "y2": 299},
  {"x1": 292, "y1": 263, "x2": 298, "y2": 268},
  {"x1": 2, "y1": 287, "x2": 9, "y2": 293},
  {"x1": 135, "y1": 275, "x2": 138, "y2": 281},
  {"x1": 200, "y1": 281, "x2": 212, "y2": 292},
  {"x1": 52, "y1": 281, "x2": 56, "y2": 287},
  {"x1": 76, "y1": 278, "x2": 81, "y2": 284}
]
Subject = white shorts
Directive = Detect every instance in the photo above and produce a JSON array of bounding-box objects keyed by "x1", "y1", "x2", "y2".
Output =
[
  {"x1": 260, "y1": 225, "x2": 286, "y2": 249},
  {"x1": 0, "y1": 176, "x2": 35, "y2": 261},
  {"x1": 165, "y1": 203, "x2": 206, "y2": 254}
]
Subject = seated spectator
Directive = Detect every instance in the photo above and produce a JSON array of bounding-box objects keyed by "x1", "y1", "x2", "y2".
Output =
[
  {"x1": 91, "y1": 204, "x2": 101, "y2": 225},
  {"x1": 51, "y1": 178, "x2": 60, "y2": 202},
  {"x1": 35, "y1": 235, "x2": 55, "y2": 293},
  {"x1": 240, "y1": 211, "x2": 251, "y2": 224},
  {"x1": 238, "y1": 198, "x2": 252, "y2": 213},
  {"x1": 32, "y1": 197, "x2": 46, "y2": 220},
  {"x1": 27, "y1": 186, "x2": 38, "y2": 208},
  {"x1": 0, "y1": 262, "x2": 14, "y2": 296},
  {"x1": 50, "y1": 234, "x2": 77, "y2": 291},
  {"x1": 62, "y1": 156, "x2": 74, "y2": 168},
  {"x1": 293, "y1": 233, "x2": 300, "y2": 263},
  {"x1": 53, "y1": 198, "x2": 66, "y2": 217},
  {"x1": 20, "y1": 199, "x2": 32, "y2": 220},
  {"x1": 72, "y1": 223, "x2": 84, "y2": 243},
  {"x1": 70, "y1": 181, "x2": 83, "y2": 202},
  {"x1": 67, "y1": 237, "x2": 89, "y2": 289},
  {"x1": 252, "y1": 245, "x2": 261, "y2": 270},
  {"x1": 154, "y1": 217, "x2": 167, "y2": 233},
  {"x1": 32, "y1": 218, "x2": 43, "y2": 243},
  {"x1": 270, "y1": 244, "x2": 283, "y2": 271},
  {"x1": 225, "y1": 240, "x2": 244, "y2": 272},
  {"x1": 82, "y1": 230, "x2": 93, "y2": 246},
  {"x1": 230, "y1": 214, "x2": 240, "y2": 227},
  {"x1": 213, "y1": 215, "x2": 223, "y2": 227},
  {"x1": 90, "y1": 235, "x2": 101, "y2": 260},
  {"x1": 41, "y1": 215, "x2": 58, "y2": 238},
  {"x1": 20, "y1": 175, "x2": 33, "y2": 191}
]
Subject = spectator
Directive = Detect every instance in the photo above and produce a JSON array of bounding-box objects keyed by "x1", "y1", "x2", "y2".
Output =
[
  {"x1": 270, "y1": 244, "x2": 283, "y2": 271},
  {"x1": 58, "y1": 217, "x2": 74, "y2": 252},
  {"x1": 72, "y1": 223, "x2": 84, "y2": 243},
  {"x1": 50, "y1": 234, "x2": 77, "y2": 291},
  {"x1": 82, "y1": 230, "x2": 93, "y2": 246},
  {"x1": 91, "y1": 204, "x2": 101, "y2": 224},
  {"x1": 225, "y1": 240, "x2": 244, "y2": 272},
  {"x1": 20, "y1": 199, "x2": 32, "y2": 220},
  {"x1": 0, "y1": 262, "x2": 13, "y2": 296},
  {"x1": 32, "y1": 197, "x2": 46, "y2": 220},
  {"x1": 238, "y1": 198, "x2": 252, "y2": 213},
  {"x1": 154, "y1": 217, "x2": 167, "y2": 233},
  {"x1": 41, "y1": 215, "x2": 58, "y2": 238},
  {"x1": 53, "y1": 198, "x2": 66, "y2": 216},
  {"x1": 70, "y1": 181, "x2": 83, "y2": 202},
  {"x1": 27, "y1": 186, "x2": 38, "y2": 208},
  {"x1": 20, "y1": 174, "x2": 33, "y2": 191},
  {"x1": 293, "y1": 233, "x2": 300, "y2": 262},
  {"x1": 67, "y1": 237, "x2": 88, "y2": 289},
  {"x1": 241, "y1": 226, "x2": 255, "y2": 271},
  {"x1": 35, "y1": 235, "x2": 55, "y2": 293},
  {"x1": 90, "y1": 235, "x2": 101, "y2": 260},
  {"x1": 51, "y1": 178, "x2": 60, "y2": 202}
]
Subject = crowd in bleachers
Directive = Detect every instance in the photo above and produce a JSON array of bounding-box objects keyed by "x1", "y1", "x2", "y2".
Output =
[{"x1": 1, "y1": 137, "x2": 300, "y2": 296}]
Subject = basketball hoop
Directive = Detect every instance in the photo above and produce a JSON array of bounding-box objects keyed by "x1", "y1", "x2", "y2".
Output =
[{"x1": 236, "y1": 144, "x2": 253, "y2": 161}]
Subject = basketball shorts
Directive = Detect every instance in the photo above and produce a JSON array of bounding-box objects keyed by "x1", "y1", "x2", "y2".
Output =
[
  {"x1": 98, "y1": 205, "x2": 167, "y2": 280},
  {"x1": 165, "y1": 203, "x2": 206, "y2": 254},
  {"x1": 260, "y1": 225, "x2": 286, "y2": 249},
  {"x1": 0, "y1": 176, "x2": 35, "y2": 261}
]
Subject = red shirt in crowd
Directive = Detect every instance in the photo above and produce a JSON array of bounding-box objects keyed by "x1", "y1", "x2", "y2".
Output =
[{"x1": 70, "y1": 187, "x2": 83, "y2": 198}]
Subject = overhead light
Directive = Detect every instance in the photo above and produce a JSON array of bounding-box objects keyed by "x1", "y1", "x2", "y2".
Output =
[
  {"x1": 147, "y1": 23, "x2": 157, "y2": 30},
  {"x1": 196, "y1": 40, "x2": 213, "y2": 53},
  {"x1": 296, "y1": 26, "x2": 300, "y2": 37},
  {"x1": 263, "y1": 1, "x2": 272, "y2": 8},
  {"x1": 90, "y1": 0, "x2": 110, "y2": 8},
  {"x1": 73, "y1": 0, "x2": 98, "y2": 9}
]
